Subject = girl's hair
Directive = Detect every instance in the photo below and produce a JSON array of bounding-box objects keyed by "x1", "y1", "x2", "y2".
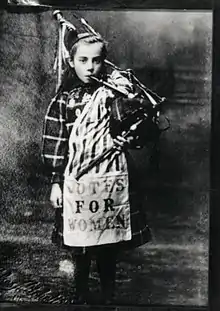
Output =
[{"x1": 69, "y1": 33, "x2": 108, "y2": 60}]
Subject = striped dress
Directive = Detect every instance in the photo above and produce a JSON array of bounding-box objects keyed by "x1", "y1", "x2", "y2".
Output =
[{"x1": 42, "y1": 70, "x2": 151, "y2": 254}]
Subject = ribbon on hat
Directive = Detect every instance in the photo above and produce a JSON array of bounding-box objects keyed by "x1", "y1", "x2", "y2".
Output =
[{"x1": 53, "y1": 11, "x2": 78, "y2": 92}]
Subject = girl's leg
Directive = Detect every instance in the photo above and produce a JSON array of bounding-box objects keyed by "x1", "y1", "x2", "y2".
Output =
[
  {"x1": 72, "y1": 251, "x2": 91, "y2": 304},
  {"x1": 96, "y1": 248, "x2": 117, "y2": 303}
]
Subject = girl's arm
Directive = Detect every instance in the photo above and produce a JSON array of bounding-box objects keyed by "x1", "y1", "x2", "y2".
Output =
[{"x1": 41, "y1": 92, "x2": 69, "y2": 184}]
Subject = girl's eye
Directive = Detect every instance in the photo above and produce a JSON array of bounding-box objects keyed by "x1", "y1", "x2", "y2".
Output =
[
  {"x1": 79, "y1": 59, "x2": 87, "y2": 63},
  {"x1": 94, "y1": 58, "x2": 101, "y2": 64}
]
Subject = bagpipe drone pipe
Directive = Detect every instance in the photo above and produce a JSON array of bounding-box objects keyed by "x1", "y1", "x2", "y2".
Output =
[{"x1": 52, "y1": 10, "x2": 170, "y2": 180}]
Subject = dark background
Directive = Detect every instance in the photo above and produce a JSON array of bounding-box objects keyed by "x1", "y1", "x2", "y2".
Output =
[
  {"x1": 6, "y1": 0, "x2": 213, "y2": 9},
  {"x1": 0, "y1": 9, "x2": 211, "y2": 306}
]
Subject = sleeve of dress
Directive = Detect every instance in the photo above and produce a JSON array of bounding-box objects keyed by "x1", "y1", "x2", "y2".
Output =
[
  {"x1": 41, "y1": 92, "x2": 69, "y2": 184},
  {"x1": 109, "y1": 70, "x2": 134, "y2": 95}
]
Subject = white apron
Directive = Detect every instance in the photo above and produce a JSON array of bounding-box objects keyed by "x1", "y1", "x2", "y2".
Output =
[{"x1": 63, "y1": 86, "x2": 132, "y2": 247}]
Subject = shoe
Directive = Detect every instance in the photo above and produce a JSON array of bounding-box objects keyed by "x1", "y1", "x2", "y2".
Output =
[
  {"x1": 72, "y1": 294, "x2": 87, "y2": 305},
  {"x1": 100, "y1": 291, "x2": 115, "y2": 305}
]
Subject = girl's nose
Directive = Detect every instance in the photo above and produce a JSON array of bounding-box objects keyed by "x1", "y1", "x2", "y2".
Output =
[{"x1": 87, "y1": 60, "x2": 94, "y2": 71}]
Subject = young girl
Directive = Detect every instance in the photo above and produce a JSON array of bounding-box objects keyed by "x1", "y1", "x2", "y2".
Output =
[{"x1": 42, "y1": 31, "x2": 152, "y2": 305}]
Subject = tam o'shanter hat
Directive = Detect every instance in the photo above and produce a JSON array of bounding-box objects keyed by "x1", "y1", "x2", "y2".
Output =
[{"x1": 53, "y1": 10, "x2": 103, "y2": 91}]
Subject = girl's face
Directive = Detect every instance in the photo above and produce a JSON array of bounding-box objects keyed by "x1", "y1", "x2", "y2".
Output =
[{"x1": 71, "y1": 42, "x2": 104, "y2": 84}]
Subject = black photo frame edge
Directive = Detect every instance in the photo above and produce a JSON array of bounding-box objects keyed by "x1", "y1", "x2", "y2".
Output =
[{"x1": 0, "y1": 0, "x2": 217, "y2": 310}]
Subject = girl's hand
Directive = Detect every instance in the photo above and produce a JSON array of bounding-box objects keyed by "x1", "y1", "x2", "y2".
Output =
[
  {"x1": 113, "y1": 134, "x2": 134, "y2": 152},
  {"x1": 50, "y1": 183, "x2": 63, "y2": 208}
]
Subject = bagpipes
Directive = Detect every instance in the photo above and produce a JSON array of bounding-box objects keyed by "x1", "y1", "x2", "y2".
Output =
[{"x1": 52, "y1": 10, "x2": 170, "y2": 180}]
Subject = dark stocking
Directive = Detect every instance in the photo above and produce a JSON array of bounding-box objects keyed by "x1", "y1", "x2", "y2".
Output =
[
  {"x1": 96, "y1": 249, "x2": 117, "y2": 303},
  {"x1": 72, "y1": 252, "x2": 91, "y2": 304}
]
